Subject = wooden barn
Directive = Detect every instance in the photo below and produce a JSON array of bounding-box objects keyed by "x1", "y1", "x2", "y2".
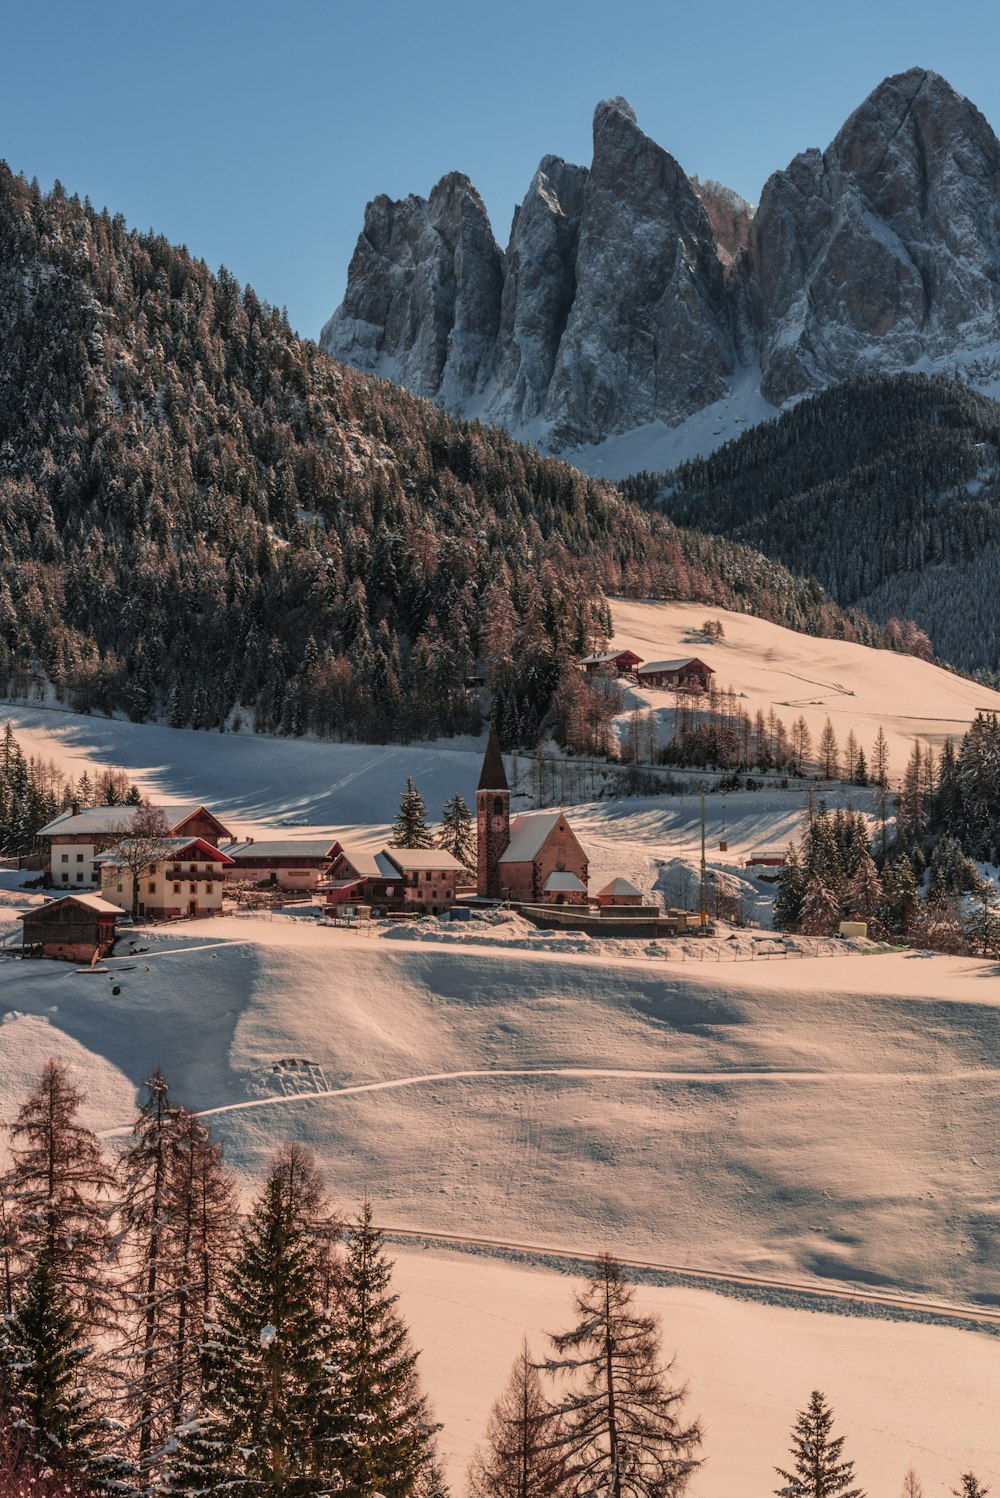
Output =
[
  {"x1": 635, "y1": 657, "x2": 714, "y2": 691},
  {"x1": 19, "y1": 893, "x2": 120, "y2": 962},
  {"x1": 581, "y1": 649, "x2": 643, "y2": 676}
]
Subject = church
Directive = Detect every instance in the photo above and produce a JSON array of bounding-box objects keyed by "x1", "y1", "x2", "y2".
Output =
[{"x1": 476, "y1": 724, "x2": 590, "y2": 905}]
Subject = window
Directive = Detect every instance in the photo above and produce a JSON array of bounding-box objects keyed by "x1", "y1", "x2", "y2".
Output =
[
  {"x1": 189, "y1": 865, "x2": 196, "y2": 873},
  {"x1": 148, "y1": 882, "x2": 156, "y2": 894},
  {"x1": 173, "y1": 882, "x2": 181, "y2": 894},
  {"x1": 493, "y1": 797, "x2": 503, "y2": 816},
  {"x1": 76, "y1": 872, "x2": 84, "y2": 882},
  {"x1": 61, "y1": 872, "x2": 69, "y2": 883},
  {"x1": 60, "y1": 853, "x2": 68, "y2": 862},
  {"x1": 76, "y1": 853, "x2": 84, "y2": 863},
  {"x1": 189, "y1": 883, "x2": 196, "y2": 894},
  {"x1": 117, "y1": 884, "x2": 123, "y2": 893}
]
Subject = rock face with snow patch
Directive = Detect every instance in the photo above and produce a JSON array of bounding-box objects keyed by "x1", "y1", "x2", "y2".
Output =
[
  {"x1": 320, "y1": 173, "x2": 503, "y2": 404},
  {"x1": 750, "y1": 68, "x2": 1000, "y2": 403},
  {"x1": 542, "y1": 99, "x2": 735, "y2": 446},
  {"x1": 323, "y1": 69, "x2": 1000, "y2": 464},
  {"x1": 485, "y1": 156, "x2": 587, "y2": 428}
]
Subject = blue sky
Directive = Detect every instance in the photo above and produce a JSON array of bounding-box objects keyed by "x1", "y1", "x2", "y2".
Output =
[{"x1": 4, "y1": 0, "x2": 999, "y2": 338}]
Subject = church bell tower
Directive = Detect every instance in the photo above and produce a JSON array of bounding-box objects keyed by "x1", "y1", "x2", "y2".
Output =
[{"x1": 477, "y1": 721, "x2": 510, "y2": 899}]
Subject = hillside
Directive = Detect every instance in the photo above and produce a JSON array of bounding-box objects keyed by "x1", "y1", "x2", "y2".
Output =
[
  {"x1": 633, "y1": 373, "x2": 1000, "y2": 676},
  {"x1": 0, "y1": 165, "x2": 930, "y2": 752}
]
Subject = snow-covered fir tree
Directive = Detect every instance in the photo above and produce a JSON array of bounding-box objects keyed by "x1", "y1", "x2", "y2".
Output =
[
  {"x1": 952, "y1": 1477, "x2": 990, "y2": 1498},
  {"x1": 391, "y1": 780, "x2": 435, "y2": 850},
  {"x1": 338, "y1": 1201, "x2": 441, "y2": 1498},
  {"x1": 165, "y1": 1144, "x2": 345, "y2": 1498},
  {"x1": 437, "y1": 794, "x2": 475, "y2": 871},
  {"x1": 0, "y1": 1256, "x2": 107, "y2": 1485},
  {"x1": 773, "y1": 1390, "x2": 864, "y2": 1497},
  {"x1": 545, "y1": 1253, "x2": 701, "y2": 1498}
]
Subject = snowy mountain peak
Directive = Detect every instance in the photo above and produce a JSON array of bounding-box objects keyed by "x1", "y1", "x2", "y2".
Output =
[{"x1": 322, "y1": 72, "x2": 1000, "y2": 475}]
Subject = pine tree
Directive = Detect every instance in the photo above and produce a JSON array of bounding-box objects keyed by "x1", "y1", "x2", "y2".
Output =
[
  {"x1": 846, "y1": 852, "x2": 883, "y2": 929},
  {"x1": 774, "y1": 1390, "x2": 864, "y2": 1497},
  {"x1": 338, "y1": 1201, "x2": 440, "y2": 1498},
  {"x1": 900, "y1": 1469, "x2": 923, "y2": 1498},
  {"x1": 773, "y1": 846, "x2": 807, "y2": 932},
  {"x1": 798, "y1": 873, "x2": 841, "y2": 936},
  {"x1": 391, "y1": 779, "x2": 435, "y2": 850},
  {"x1": 165, "y1": 1144, "x2": 345, "y2": 1498},
  {"x1": 545, "y1": 1253, "x2": 701, "y2": 1498},
  {"x1": 437, "y1": 793, "x2": 476, "y2": 871},
  {"x1": 468, "y1": 1340, "x2": 569, "y2": 1498},
  {"x1": 2, "y1": 1062, "x2": 115, "y2": 1328},
  {"x1": 952, "y1": 1478, "x2": 990, "y2": 1498},
  {"x1": 818, "y1": 720, "x2": 839, "y2": 781},
  {"x1": 0, "y1": 1256, "x2": 105, "y2": 1483}
]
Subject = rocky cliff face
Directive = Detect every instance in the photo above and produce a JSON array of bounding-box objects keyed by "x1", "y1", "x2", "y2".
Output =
[
  {"x1": 691, "y1": 178, "x2": 754, "y2": 266},
  {"x1": 322, "y1": 69, "x2": 1000, "y2": 461},
  {"x1": 542, "y1": 99, "x2": 735, "y2": 446},
  {"x1": 319, "y1": 172, "x2": 503, "y2": 405},
  {"x1": 751, "y1": 68, "x2": 1000, "y2": 404}
]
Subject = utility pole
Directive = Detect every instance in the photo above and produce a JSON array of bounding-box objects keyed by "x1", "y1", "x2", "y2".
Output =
[{"x1": 700, "y1": 791, "x2": 708, "y2": 928}]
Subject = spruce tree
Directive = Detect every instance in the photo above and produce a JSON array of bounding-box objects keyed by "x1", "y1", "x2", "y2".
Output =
[
  {"x1": 2, "y1": 1061, "x2": 116, "y2": 1329},
  {"x1": 773, "y1": 846, "x2": 807, "y2": 932},
  {"x1": 437, "y1": 793, "x2": 476, "y2": 870},
  {"x1": 546, "y1": 1253, "x2": 701, "y2": 1498},
  {"x1": 846, "y1": 853, "x2": 883, "y2": 929},
  {"x1": 468, "y1": 1339, "x2": 569, "y2": 1498},
  {"x1": 900, "y1": 1469, "x2": 923, "y2": 1498},
  {"x1": 952, "y1": 1479, "x2": 990, "y2": 1498},
  {"x1": 774, "y1": 1390, "x2": 864, "y2": 1497},
  {"x1": 798, "y1": 874, "x2": 840, "y2": 936},
  {"x1": 0, "y1": 1256, "x2": 104, "y2": 1482},
  {"x1": 165, "y1": 1144, "x2": 344, "y2": 1498},
  {"x1": 391, "y1": 779, "x2": 435, "y2": 850},
  {"x1": 338, "y1": 1201, "x2": 440, "y2": 1498}
]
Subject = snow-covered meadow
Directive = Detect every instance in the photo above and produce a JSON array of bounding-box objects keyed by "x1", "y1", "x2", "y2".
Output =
[{"x1": 2, "y1": 602, "x2": 1000, "y2": 1492}]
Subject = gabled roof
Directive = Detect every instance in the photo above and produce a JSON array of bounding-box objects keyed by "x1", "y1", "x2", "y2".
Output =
[
  {"x1": 597, "y1": 877, "x2": 643, "y2": 898},
  {"x1": 581, "y1": 649, "x2": 642, "y2": 665},
  {"x1": 331, "y1": 846, "x2": 399, "y2": 880},
  {"x1": 499, "y1": 811, "x2": 566, "y2": 864},
  {"x1": 39, "y1": 804, "x2": 234, "y2": 838},
  {"x1": 19, "y1": 893, "x2": 121, "y2": 922},
  {"x1": 388, "y1": 847, "x2": 466, "y2": 872},
  {"x1": 478, "y1": 721, "x2": 509, "y2": 792},
  {"x1": 542, "y1": 871, "x2": 587, "y2": 892},
  {"x1": 636, "y1": 657, "x2": 713, "y2": 675},
  {"x1": 95, "y1": 837, "x2": 234, "y2": 866},
  {"x1": 227, "y1": 840, "x2": 336, "y2": 860}
]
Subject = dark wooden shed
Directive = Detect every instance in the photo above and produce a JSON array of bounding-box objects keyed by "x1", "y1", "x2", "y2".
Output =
[{"x1": 19, "y1": 893, "x2": 121, "y2": 962}]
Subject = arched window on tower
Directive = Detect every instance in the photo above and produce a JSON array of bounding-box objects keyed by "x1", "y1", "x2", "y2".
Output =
[{"x1": 493, "y1": 797, "x2": 503, "y2": 816}]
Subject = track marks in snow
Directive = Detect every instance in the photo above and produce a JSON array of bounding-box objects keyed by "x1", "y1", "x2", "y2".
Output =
[{"x1": 94, "y1": 1061, "x2": 1000, "y2": 1138}]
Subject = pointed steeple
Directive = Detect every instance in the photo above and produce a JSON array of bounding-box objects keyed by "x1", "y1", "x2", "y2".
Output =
[{"x1": 478, "y1": 721, "x2": 509, "y2": 791}]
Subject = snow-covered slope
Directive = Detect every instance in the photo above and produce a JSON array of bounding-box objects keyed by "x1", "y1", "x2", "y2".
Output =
[
  {"x1": 2, "y1": 916, "x2": 998, "y2": 1311},
  {"x1": 394, "y1": 1248, "x2": 999, "y2": 1497},
  {"x1": 607, "y1": 599, "x2": 1000, "y2": 770}
]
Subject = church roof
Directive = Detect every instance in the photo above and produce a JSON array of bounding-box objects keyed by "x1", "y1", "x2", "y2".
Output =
[
  {"x1": 499, "y1": 811, "x2": 565, "y2": 864},
  {"x1": 477, "y1": 722, "x2": 509, "y2": 792}
]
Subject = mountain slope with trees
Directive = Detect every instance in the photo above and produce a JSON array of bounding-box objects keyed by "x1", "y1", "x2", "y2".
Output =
[
  {"x1": 0, "y1": 165, "x2": 923, "y2": 749},
  {"x1": 628, "y1": 373, "x2": 1000, "y2": 676}
]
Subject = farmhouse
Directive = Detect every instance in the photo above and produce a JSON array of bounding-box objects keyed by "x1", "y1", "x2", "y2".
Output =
[
  {"x1": 224, "y1": 838, "x2": 337, "y2": 890},
  {"x1": 636, "y1": 657, "x2": 714, "y2": 691},
  {"x1": 581, "y1": 648, "x2": 643, "y2": 676},
  {"x1": 322, "y1": 843, "x2": 467, "y2": 916},
  {"x1": 97, "y1": 837, "x2": 234, "y2": 920},
  {"x1": 18, "y1": 893, "x2": 121, "y2": 962},
  {"x1": 39, "y1": 803, "x2": 234, "y2": 889}
]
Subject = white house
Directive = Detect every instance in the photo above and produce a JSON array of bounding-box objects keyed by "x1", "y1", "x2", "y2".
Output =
[{"x1": 97, "y1": 837, "x2": 234, "y2": 920}]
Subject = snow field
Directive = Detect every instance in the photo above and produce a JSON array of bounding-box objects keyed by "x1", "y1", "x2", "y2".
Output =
[
  {"x1": 607, "y1": 598, "x2": 1000, "y2": 772},
  {"x1": 390, "y1": 1247, "x2": 1000, "y2": 1498},
  {"x1": 1, "y1": 920, "x2": 998, "y2": 1311}
]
